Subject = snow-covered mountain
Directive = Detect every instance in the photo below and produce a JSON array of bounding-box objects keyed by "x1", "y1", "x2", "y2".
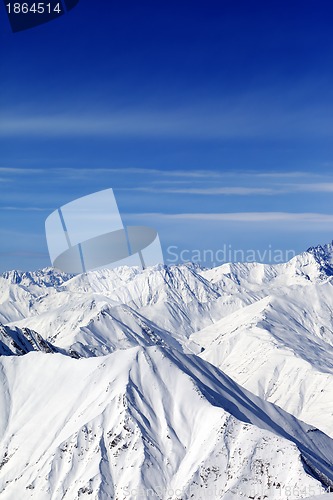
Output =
[
  {"x1": 1, "y1": 346, "x2": 333, "y2": 499},
  {"x1": 192, "y1": 246, "x2": 333, "y2": 438},
  {"x1": 0, "y1": 324, "x2": 57, "y2": 356},
  {"x1": 1, "y1": 241, "x2": 333, "y2": 498},
  {"x1": 193, "y1": 283, "x2": 333, "y2": 437}
]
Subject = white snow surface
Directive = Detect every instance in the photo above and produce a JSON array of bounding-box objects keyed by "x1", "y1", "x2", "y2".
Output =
[
  {"x1": 1, "y1": 346, "x2": 333, "y2": 499},
  {"x1": 1, "y1": 242, "x2": 333, "y2": 498}
]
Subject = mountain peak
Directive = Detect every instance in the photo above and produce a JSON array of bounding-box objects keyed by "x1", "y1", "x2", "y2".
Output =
[
  {"x1": 306, "y1": 240, "x2": 333, "y2": 276},
  {"x1": 1, "y1": 267, "x2": 73, "y2": 288}
]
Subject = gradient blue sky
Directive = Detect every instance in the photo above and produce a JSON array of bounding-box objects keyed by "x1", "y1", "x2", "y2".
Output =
[{"x1": 1, "y1": 0, "x2": 333, "y2": 271}]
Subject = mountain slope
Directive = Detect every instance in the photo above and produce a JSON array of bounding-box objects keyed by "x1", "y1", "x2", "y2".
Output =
[
  {"x1": 3, "y1": 244, "x2": 332, "y2": 359},
  {"x1": 192, "y1": 280, "x2": 333, "y2": 437},
  {"x1": 0, "y1": 268, "x2": 71, "y2": 324},
  {"x1": 0, "y1": 347, "x2": 333, "y2": 499},
  {"x1": 0, "y1": 242, "x2": 333, "y2": 459},
  {"x1": 202, "y1": 242, "x2": 333, "y2": 291},
  {"x1": 0, "y1": 324, "x2": 57, "y2": 356}
]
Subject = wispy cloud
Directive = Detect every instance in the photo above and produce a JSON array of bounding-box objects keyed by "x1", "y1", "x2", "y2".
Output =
[
  {"x1": 0, "y1": 166, "x2": 221, "y2": 179},
  {"x1": 0, "y1": 112, "x2": 225, "y2": 138},
  {"x1": 0, "y1": 167, "x2": 329, "y2": 184},
  {"x1": 1, "y1": 93, "x2": 333, "y2": 140},
  {"x1": 296, "y1": 183, "x2": 333, "y2": 193},
  {"x1": 124, "y1": 182, "x2": 333, "y2": 196},
  {"x1": 131, "y1": 212, "x2": 333, "y2": 223},
  {"x1": 120, "y1": 178, "x2": 333, "y2": 196},
  {"x1": 0, "y1": 206, "x2": 51, "y2": 212},
  {"x1": 149, "y1": 187, "x2": 277, "y2": 195},
  {"x1": 0, "y1": 168, "x2": 44, "y2": 174},
  {"x1": 255, "y1": 171, "x2": 316, "y2": 179}
]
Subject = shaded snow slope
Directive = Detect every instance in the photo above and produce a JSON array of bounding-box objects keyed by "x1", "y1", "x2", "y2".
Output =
[{"x1": 0, "y1": 324, "x2": 57, "y2": 356}]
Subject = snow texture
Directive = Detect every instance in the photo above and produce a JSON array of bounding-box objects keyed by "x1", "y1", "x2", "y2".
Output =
[{"x1": 1, "y1": 242, "x2": 333, "y2": 498}]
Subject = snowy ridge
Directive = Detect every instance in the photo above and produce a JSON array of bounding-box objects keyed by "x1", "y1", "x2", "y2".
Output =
[
  {"x1": 307, "y1": 241, "x2": 333, "y2": 276},
  {"x1": 1, "y1": 267, "x2": 72, "y2": 288},
  {"x1": 193, "y1": 280, "x2": 333, "y2": 436},
  {"x1": 1, "y1": 243, "x2": 333, "y2": 497},
  {"x1": 0, "y1": 324, "x2": 57, "y2": 356},
  {"x1": 1, "y1": 347, "x2": 333, "y2": 499}
]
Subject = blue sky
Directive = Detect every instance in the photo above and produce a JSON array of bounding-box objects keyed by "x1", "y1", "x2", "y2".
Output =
[{"x1": 1, "y1": 1, "x2": 333, "y2": 271}]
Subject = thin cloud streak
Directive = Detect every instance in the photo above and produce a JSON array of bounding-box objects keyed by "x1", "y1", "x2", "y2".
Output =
[
  {"x1": 0, "y1": 206, "x2": 51, "y2": 212},
  {"x1": 1, "y1": 97, "x2": 333, "y2": 140},
  {"x1": 255, "y1": 171, "x2": 316, "y2": 179},
  {"x1": 130, "y1": 212, "x2": 333, "y2": 223},
  {"x1": 0, "y1": 167, "x2": 330, "y2": 184},
  {"x1": 0, "y1": 167, "x2": 221, "y2": 179},
  {"x1": 158, "y1": 187, "x2": 277, "y2": 195},
  {"x1": 297, "y1": 183, "x2": 333, "y2": 192},
  {"x1": 126, "y1": 186, "x2": 278, "y2": 195},
  {"x1": 125, "y1": 182, "x2": 333, "y2": 196}
]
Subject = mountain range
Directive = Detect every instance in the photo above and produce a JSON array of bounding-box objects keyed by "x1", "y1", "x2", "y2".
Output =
[{"x1": 1, "y1": 242, "x2": 333, "y2": 499}]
